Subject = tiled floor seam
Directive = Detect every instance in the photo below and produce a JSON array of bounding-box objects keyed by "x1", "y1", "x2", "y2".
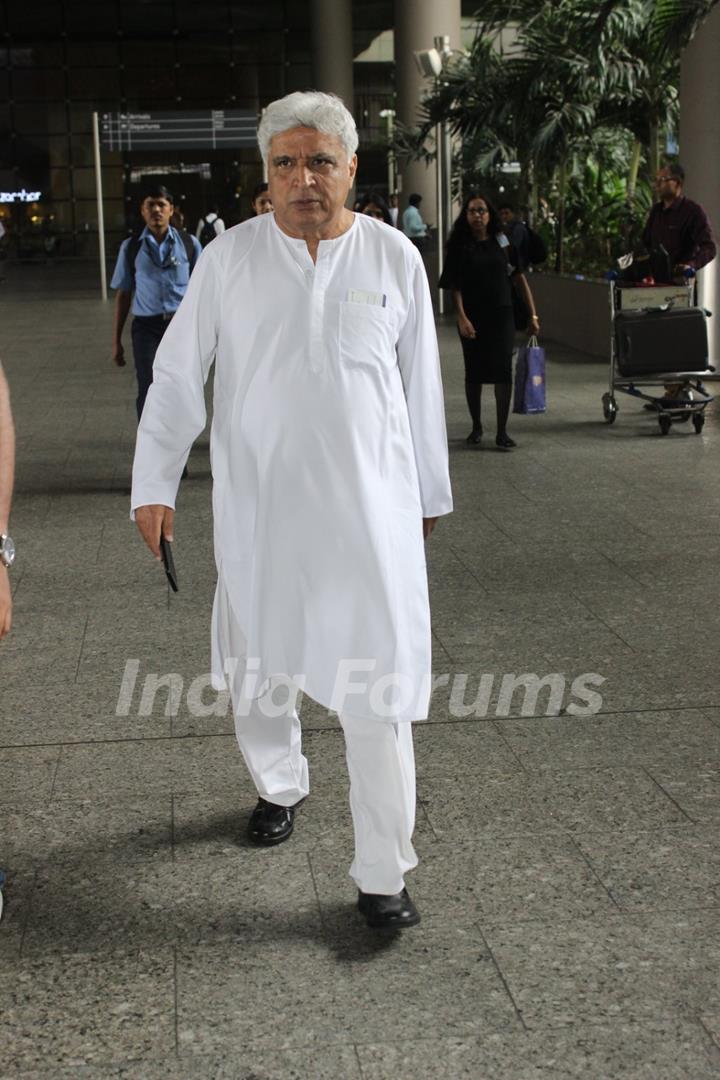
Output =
[
  {"x1": 16, "y1": 867, "x2": 38, "y2": 959},
  {"x1": 352, "y1": 1042, "x2": 367, "y2": 1078},
  {"x1": 474, "y1": 924, "x2": 529, "y2": 1033},
  {"x1": 565, "y1": 833, "x2": 624, "y2": 910},
  {"x1": 306, "y1": 850, "x2": 328, "y2": 932},
  {"x1": 641, "y1": 764, "x2": 698, "y2": 823},
  {"x1": 487, "y1": 720, "x2": 535, "y2": 773},
  {"x1": 93, "y1": 522, "x2": 106, "y2": 565},
  {"x1": 72, "y1": 612, "x2": 90, "y2": 682},
  {"x1": 170, "y1": 793, "x2": 177, "y2": 864},
  {"x1": 568, "y1": 589, "x2": 639, "y2": 649},
  {"x1": 698, "y1": 1015, "x2": 720, "y2": 1056},
  {"x1": 172, "y1": 944, "x2": 180, "y2": 1054},
  {"x1": 47, "y1": 746, "x2": 63, "y2": 799}
]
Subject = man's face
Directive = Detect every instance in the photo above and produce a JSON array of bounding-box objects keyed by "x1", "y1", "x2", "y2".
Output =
[
  {"x1": 253, "y1": 192, "x2": 274, "y2": 215},
  {"x1": 498, "y1": 207, "x2": 513, "y2": 226},
  {"x1": 655, "y1": 170, "x2": 681, "y2": 200},
  {"x1": 267, "y1": 126, "x2": 357, "y2": 236},
  {"x1": 141, "y1": 196, "x2": 174, "y2": 231}
]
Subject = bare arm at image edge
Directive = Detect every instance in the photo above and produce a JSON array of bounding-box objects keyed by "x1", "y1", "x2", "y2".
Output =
[
  {"x1": 112, "y1": 289, "x2": 132, "y2": 366},
  {"x1": 0, "y1": 360, "x2": 15, "y2": 639}
]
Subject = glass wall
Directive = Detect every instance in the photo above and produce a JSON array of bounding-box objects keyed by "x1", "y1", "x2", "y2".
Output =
[
  {"x1": 0, "y1": 0, "x2": 317, "y2": 257},
  {"x1": 0, "y1": 0, "x2": 400, "y2": 258}
]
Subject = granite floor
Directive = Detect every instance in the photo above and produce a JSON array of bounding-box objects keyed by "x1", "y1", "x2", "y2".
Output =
[{"x1": 2, "y1": 261, "x2": 720, "y2": 1078}]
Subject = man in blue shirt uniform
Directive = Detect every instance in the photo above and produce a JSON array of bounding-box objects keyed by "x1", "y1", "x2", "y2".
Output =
[
  {"x1": 402, "y1": 193, "x2": 429, "y2": 253},
  {"x1": 110, "y1": 185, "x2": 202, "y2": 419}
]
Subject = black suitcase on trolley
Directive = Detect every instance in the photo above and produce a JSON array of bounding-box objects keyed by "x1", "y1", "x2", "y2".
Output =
[{"x1": 615, "y1": 307, "x2": 709, "y2": 377}]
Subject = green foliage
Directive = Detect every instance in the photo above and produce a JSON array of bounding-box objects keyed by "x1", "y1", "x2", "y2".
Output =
[
  {"x1": 558, "y1": 159, "x2": 654, "y2": 276},
  {"x1": 400, "y1": 0, "x2": 719, "y2": 273}
]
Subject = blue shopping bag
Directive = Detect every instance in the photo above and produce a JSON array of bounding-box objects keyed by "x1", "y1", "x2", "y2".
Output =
[{"x1": 513, "y1": 335, "x2": 546, "y2": 414}]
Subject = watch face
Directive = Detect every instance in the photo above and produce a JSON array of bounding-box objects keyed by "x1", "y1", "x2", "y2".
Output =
[{"x1": 1, "y1": 535, "x2": 15, "y2": 567}]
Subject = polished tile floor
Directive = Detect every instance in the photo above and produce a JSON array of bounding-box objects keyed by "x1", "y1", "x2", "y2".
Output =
[{"x1": 2, "y1": 262, "x2": 720, "y2": 1078}]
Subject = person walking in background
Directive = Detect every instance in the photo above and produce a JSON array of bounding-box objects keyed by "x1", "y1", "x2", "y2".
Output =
[
  {"x1": 402, "y1": 193, "x2": 428, "y2": 252},
  {"x1": 498, "y1": 202, "x2": 530, "y2": 270},
  {"x1": 251, "y1": 182, "x2": 274, "y2": 216},
  {"x1": 439, "y1": 192, "x2": 540, "y2": 450},
  {"x1": 110, "y1": 185, "x2": 202, "y2": 421},
  {"x1": 358, "y1": 191, "x2": 393, "y2": 225},
  {"x1": 388, "y1": 192, "x2": 400, "y2": 227},
  {"x1": 0, "y1": 360, "x2": 15, "y2": 640},
  {"x1": 196, "y1": 205, "x2": 225, "y2": 247},
  {"x1": 130, "y1": 90, "x2": 452, "y2": 931},
  {"x1": 171, "y1": 207, "x2": 187, "y2": 232}
]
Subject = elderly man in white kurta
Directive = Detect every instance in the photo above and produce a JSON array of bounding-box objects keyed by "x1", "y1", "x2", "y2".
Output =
[{"x1": 132, "y1": 91, "x2": 452, "y2": 930}]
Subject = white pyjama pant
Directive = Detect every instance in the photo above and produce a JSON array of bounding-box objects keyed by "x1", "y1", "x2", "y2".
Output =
[{"x1": 216, "y1": 586, "x2": 419, "y2": 894}]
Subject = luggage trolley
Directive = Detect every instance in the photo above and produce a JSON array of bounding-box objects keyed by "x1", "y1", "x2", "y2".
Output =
[{"x1": 602, "y1": 274, "x2": 716, "y2": 435}]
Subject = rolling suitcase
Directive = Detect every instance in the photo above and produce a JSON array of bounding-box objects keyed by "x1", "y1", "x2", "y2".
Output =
[{"x1": 614, "y1": 307, "x2": 708, "y2": 377}]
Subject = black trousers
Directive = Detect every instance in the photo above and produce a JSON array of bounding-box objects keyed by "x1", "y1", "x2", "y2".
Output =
[{"x1": 131, "y1": 315, "x2": 172, "y2": 421}]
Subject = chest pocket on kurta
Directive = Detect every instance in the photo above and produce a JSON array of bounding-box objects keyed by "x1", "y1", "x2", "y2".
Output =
[{"x1": 338, "y1": 301, "x2": 397, "y2": 370}]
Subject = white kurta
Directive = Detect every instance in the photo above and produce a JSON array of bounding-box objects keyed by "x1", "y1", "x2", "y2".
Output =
[{"x1": 131, "y1": 213, "x2": 453, "y2": 720}]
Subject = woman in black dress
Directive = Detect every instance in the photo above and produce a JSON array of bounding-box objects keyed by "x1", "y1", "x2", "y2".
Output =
[{"x1": 439, "y1": 192, "x2": 540, "y2": 449}]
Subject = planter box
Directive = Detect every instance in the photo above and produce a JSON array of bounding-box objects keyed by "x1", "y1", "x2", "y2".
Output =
[{"x1": 527, "y1": 271, "x2": 610, "y2": 359}]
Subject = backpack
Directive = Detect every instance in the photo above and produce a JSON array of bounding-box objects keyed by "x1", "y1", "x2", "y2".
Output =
[
  {"x1": 199, "y1": 217, "x2": 218, "y2": 247},
  {"x1": 526, "y1": 225, "x2": 548, "y2": 265},
  {"x1": 124, "y1": 229, "x2": 197, "y2": 287}
]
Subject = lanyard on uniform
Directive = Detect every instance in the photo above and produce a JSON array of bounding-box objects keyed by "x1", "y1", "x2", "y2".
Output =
[{"x1": 145, "y1": 233, "x2": 181, "y2": 270}]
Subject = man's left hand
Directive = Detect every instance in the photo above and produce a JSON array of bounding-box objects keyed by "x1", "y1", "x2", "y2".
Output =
[{"x1": 423, "y1": 517, "x2": 438, "y2": 540}]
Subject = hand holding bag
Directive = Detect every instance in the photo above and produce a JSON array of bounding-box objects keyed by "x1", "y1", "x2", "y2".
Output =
[{"x1": 513, "y1": 335, "x2": 546, "y2": 414}]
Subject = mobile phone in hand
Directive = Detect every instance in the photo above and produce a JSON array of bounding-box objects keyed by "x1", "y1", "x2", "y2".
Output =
[{"x1": 160, "y1": 535, "x2": 179, "y2": 592}]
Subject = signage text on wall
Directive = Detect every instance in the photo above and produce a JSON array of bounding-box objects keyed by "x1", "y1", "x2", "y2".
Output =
[
  {"x1": 101, "y1": 111, "x2": 257, "y2": 152},
  {"x1": 0, "y1": 190, "x2": 42, "y2": 203}
]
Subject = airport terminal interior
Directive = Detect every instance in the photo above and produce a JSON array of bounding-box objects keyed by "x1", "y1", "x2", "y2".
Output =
[{"x1": 3, "y1": 1, "x2": 720, "y2": 1077}]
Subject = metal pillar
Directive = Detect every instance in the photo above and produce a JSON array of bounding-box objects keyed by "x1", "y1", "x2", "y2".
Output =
[
  {"x1": 310, "y1": 0, "x2": 354, "y2": 107},
  {"x1": 92, "y1": 111, "x2": 107, "y2": 301},
  {"x1": 394, "y1": 0, "x2": 461, "y2": 216},
  {"x1": 380, "y1": 108, "x2": 396, "y2": 195}
]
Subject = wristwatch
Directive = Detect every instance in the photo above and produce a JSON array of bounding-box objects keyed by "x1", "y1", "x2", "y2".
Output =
[{"x1": 0, "y1": 534, "x2": 15, "y2": 569}]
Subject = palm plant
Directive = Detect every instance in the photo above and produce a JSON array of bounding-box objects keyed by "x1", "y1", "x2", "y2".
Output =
[{"x1": 402, "y1": 0, "x2": 719, "y2": 272}]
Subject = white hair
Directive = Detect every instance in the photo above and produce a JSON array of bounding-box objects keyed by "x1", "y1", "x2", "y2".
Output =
[{"x1": 257, "y1": 91, "x2": 359, "y2": 164}]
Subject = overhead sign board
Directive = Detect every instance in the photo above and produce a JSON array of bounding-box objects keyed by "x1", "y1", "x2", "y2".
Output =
[{"x1": 101, "y1": 110, "x2": 257, "y2": 152}]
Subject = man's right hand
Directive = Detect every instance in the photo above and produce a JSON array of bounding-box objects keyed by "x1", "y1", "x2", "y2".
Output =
[
  {"x1": 112, "y1": 343, "x2": 126, "y2": 367},
  {"x1": 0, "y1": 566, "x2": 12, "y2": 640},
  {"x1": 135, "y1": 504, "x2": 175, "y2": 560},
  {"x1": 458, "y1": 315, "x2": 476, "y2": 340}
]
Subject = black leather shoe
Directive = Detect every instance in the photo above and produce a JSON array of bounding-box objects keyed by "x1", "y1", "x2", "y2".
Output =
[
  {"x1": 357, "y1": 888, "x2": 421, "y2": 929},
  {"x1": 495, "y1": 433, "x2": 517, "y2": 449},
  {"x1": 466, "y1": 426, "x2": 483, "y2": 445},
  {"x1": 247, "y1": 797, "x2": 301, "y2": 846}
]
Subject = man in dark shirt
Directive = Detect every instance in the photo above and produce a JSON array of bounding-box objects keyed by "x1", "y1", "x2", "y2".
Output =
[
  {"x1": 499, "y1": 203, "x2": 530, "y2": 270},
  {"x1": 640, "y1": 163, "x2": 716, "y2": 404},
  {"x1": 641, "y1": 163, "x2": 716, "y2": 277}
]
